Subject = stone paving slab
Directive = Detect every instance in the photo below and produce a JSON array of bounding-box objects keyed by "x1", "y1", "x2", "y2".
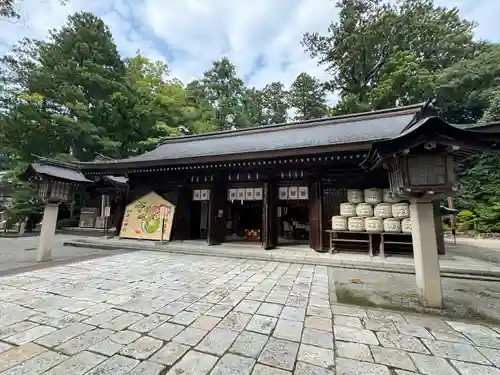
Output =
[
  {"x1": 0, "y1": 251, "x2": 499, "y2": 374},
  {"x1": 63, "y1": 237, "x2": 500, "y2": 278}
]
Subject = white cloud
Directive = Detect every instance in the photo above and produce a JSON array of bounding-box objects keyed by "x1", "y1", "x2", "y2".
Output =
[{"x1": 0, "y1": 0, "x2": 499, "y2": 108}]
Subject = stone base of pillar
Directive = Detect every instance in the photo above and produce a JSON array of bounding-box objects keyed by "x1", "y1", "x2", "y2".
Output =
[
  {"x1": 410, "y1": 201, "x2": 444, "y2": 309},
  {"x1": 36, "y1": 203, "x2": 60, "y2": 262}
]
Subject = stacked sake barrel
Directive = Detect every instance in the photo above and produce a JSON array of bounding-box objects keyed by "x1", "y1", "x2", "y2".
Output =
[{"x1": 331, "y1": 188, "x2": 412, "y2": 233}]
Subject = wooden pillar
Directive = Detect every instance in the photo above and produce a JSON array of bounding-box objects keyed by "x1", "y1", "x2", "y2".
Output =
[
  {"x1": 309, "y1": 181, "x2": 325, "y2": 251},
  {"x1": 174, "y1": 185, "x2": 191, "y2": 241},
  {"x1": 208, "y1": 182, "x2": 227, "y2": 245},
  {"x1": 433, "y1": 200, "x2": 445, "y2": 255},
  {"x1": 262, "y1": 180, "x2": 278, "y2": 250},
  {"x1": 114, "y1": 192, "x2": 126, "y2": 237}
]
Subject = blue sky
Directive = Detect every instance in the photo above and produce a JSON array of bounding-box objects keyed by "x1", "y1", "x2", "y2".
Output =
[{"x1": 0, "y1": 0, "x2": 499, "y2": 101}]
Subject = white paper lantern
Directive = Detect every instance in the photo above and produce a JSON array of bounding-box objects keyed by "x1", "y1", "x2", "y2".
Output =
[
  {"x1": 347, "y1": 189, "x2": 364, "y2": 204},
  {"x1": 392, "y1": 203, "x2": 410, "y2": 219},
  {"x1": 340, "y1": 203, "x2": 356, "y2": 217},
  {"x1": 401, "y1": 218, "x2": 412, "y2": 233},
  {"x1": 383, "y1": 189, "x2": 401, "y2": 203},
  {"x1": 384, "y1": 218, "x2": 402, "y2": 232},
  {"x1": 364, "y1": 188, "x2": 382, "y2": 204},
  {"x1": 365, "y1": 217, "x2": 383, "y2": 232},
  {"x1": 348, "y1": 217, "x2": 365, "y2": 232},
  {"x1": 332, "y1": 216, "x2": 348, "y2": 231},
  {"x1": 356, "y1": 203, "x2": 373, "y2": 217},
  {"x1": 374, "y1": 203, "x2": 392, "y2": 218}
]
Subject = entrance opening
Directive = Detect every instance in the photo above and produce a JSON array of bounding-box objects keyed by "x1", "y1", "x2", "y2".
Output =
[
  {"x1": 189, "y1": 201, "x2": 209, "y2": 239},
  {"x1": 278, "y1": 200, "x2": 309, "y2": 245},
  {"x1": 226, "y1": 200, "x2": 263, "y2": 243}
]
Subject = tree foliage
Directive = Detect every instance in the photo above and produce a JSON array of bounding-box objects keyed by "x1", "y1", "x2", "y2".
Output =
[{"x1": 288, "y1": 73, "x2": 328, "y2": 120}]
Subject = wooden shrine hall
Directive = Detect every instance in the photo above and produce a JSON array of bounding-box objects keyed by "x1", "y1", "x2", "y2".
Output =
[{"x1": 21, "y1": 102, "x2": 500, "y2": 254}]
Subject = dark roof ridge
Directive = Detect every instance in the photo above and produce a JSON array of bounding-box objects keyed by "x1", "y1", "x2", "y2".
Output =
[
  {"x1": 32, "y1": 155, "x2": 81, "y2": 170},
  {"x1": 157, "y1": 103, "x2": 425, "y2": 146}
]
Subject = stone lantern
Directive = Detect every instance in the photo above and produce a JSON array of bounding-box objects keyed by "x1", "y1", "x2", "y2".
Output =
[
  {"x1": 386, "y1": 148, "x2": 458, "y2": 202},
  {"x1": 20, "y1": 157, "x2": 92, "y2": 262},
  {"x1": 33, "y1": 178, "x2": 75, "y2": 262},
  {"x1": 361, "y1": 109, "x2": 500, "y2": 309}
]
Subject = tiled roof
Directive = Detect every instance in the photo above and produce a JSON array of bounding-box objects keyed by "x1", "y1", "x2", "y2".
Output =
[
  {"x1": 79, "y1": 104, "x2": 424, "y2": 168},
  {"x1": 30, "y1": 162, "x2": 92, "y2": 182}
]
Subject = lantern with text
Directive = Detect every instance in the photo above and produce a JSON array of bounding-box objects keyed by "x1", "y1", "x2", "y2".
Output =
[
  {"x1": 36, "y1": 180, "x2": 72, "y2": 203},
  {"x1": 386, "y1": 152, "x2": 457, "y2": 201}
]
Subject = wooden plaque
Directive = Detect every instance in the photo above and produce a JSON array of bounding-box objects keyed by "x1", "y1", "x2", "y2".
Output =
[
  {"x1": 279, "y1": 187, "x2": 288, "y2": 200},
  {"x1": 228, "y1": 188, "x2": 237, "y2": 201},
  {"x1": 298, "y1": 186, "x2": 308, "y2": 200},
  {"x1": 254, "y1": 188, "x2": 263, "y2": 200},
  {"x1": 237, "y1": 188, "x2": 245, "y2": 200},
  {"x1": 245, "y1": 188, "x2": 254, "y2": 201},
  {"x1": 193, "y1": 189, "x2": 201, "y2": 201},
  {"x1": 201, "y1": 189, "x2": 209, "y2": 201}
]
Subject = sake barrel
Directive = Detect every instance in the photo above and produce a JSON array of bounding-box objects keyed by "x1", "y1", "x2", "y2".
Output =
[
  {"x1": 332, "y1": 216, "x2": 348, "y2": 231},
  {"x1": 356, "y1": 203, "x2": 373, "y2": 217},
  {"x1": 364, "y1": 188, "x2": 383, "y2": 204},
  {"x1": 346, "y1": 189, "x2": 364, "y2": 204},
  {"x1": 392, "y1": 202, "x2": 410, "y2": 219},
  {"x1": 383, "y1": 189, "x2": 401, "y2": 203},
  {"x1": 374, "y1": 203, "x2": 392, "y2": 218},
  {"x1": 401, "y1": 218, "x2": 412, "y2": 233},
  {"x1": 365, "y1": 217, "x2": 383, "y2": 232},
  {"x1": 348, "y1": 217, "x2": 365, "y2": 232},
  {"x1": 384, "y1": 217, "x2": 402, "y2": 232},
  {"x1": 340, "y1": 203, "x2": 356, "y2": 217}
]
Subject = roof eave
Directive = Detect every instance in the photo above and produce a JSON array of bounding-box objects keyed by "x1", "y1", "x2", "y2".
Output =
[{"x1": 78, "y1": 141, "x2": 376, "y2": 173}]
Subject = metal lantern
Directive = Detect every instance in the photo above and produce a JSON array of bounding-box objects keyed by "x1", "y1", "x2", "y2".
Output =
[
  {"x1": 387, "y1": 152, "x2": 456, "y2": 200},
  {"x1": 37, "y1": 180, "x2": 72, "y2": 203}
]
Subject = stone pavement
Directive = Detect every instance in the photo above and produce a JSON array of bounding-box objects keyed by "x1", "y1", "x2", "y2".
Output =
[
  {"x1": 0, "y1": 251, "x2": 499, "y2": 375},
  {"x1": 64, "y1": 236, "x2": 500, "y2": 278},
  {"x1": 0, "y1": 235, "x2": 129, "y2": 275}
]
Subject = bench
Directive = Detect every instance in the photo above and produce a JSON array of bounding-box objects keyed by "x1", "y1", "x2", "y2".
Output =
[
  {"x1": 379, "y1": 232, "x2": 412, "y2": 258},
  {"x1": 326, "y1": 230, "x2": 374, "y2": 257}
]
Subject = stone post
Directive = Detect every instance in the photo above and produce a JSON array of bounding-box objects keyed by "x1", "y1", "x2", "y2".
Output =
[
  {"x1": 36, "y1": 202, "x2": 60, "y2": 262},
  {"x1": 410, "y1": 200, "x2": 443, "y2": 308}
]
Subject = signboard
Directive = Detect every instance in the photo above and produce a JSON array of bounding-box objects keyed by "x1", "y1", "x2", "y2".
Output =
[
  {"x1": 104, "y1": 206, "x2": 111, "y2": 217},
  {"x1": 119, "y1": 191, "x2": 176, "y2": 241}
]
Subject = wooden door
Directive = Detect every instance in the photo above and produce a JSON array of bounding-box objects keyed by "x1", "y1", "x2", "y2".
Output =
[
  {"x1": 309, "y1": 181, "x2": 324, "y2": 251},
  {"x1": 208, "y1": 183, "x2": 227, "y2": 245},
  {"x1": 262, "y1": 181, "x2": 278, "y2": 250},
  {"x1": 173, "y1": 186, "x2": 191, "y2": 241}
]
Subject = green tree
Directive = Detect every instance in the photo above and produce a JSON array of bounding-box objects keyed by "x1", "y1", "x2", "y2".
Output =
[
  {"x1": 183, "y1": 80, "x2": 217, "y2": 134},
  {"x1": 242, "y1": 88, "x2": 266, "y2": 126},
  {"x1": 262, "y1": 82, "x2": 289, "y2": 124},
  {"x1": 303, "y1": 0, "x2": 479, "y2": 111},
  {"x1": 1, "y1": 12, "x2": 126, "y2": 161},
  {"x1": 288, "y1": 73, "x2": 328, "y2": 120},
  {"x1": 434, "y1": 44, "x2": 500, "y2": 123},
  {"x1": 202, "y1": 57, "x2": 247, "y2": 130},
  {"x1": 105, "y1": 54, "x2": 184, "y2": 157}
]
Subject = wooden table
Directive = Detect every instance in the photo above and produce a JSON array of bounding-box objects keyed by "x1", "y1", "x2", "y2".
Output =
[
  {"x1": 326, "y1": 230, "x2": 374, "y2": 257},
  {"x1": 379, "y1": 232, "x2": 412, "y2": 258}
]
